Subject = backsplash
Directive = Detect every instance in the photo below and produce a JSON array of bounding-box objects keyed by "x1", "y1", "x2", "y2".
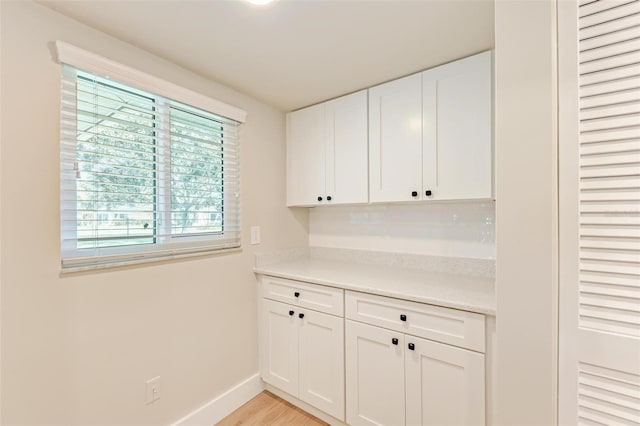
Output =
[{"x1": 309, "y1": 202, "x2": 495, "y2": 259}]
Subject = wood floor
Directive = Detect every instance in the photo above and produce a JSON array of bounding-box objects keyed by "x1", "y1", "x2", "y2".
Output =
[{"x1": 216, "y1": 391, "x2": 329, "y2": 426}]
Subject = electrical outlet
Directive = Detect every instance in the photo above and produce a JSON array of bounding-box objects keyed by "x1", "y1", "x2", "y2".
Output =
[
  {"x1": 250, "y1": 226, "x2": 261, "y2": 245},
  {"x1": 146, "y1": 376, "x2": 160, "y2": 404}
]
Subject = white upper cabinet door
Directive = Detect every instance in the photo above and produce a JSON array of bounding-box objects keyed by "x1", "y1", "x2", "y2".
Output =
[
  {"x1": 405, "y1": 335, "x2": 485, "y2": 426},
  {"x1": 346, "y1": 320, "x2": 406, "y2": 426},
  {"x1": 369, "y1": 73, "x2": 423, "y2": 203},
  {"x1": 260, "y1": 299, "x2": 299, "y2": 397},
  {"x1": 298, "y1": 309, "x2": 345, "y2": 421},
  {"x1": 422, "y1": 51, "x2": 493, "y2": 201},
  {"x1": 325, "y1": 90, "x2": 369, "y2": 205},
  {"x1": 287, "y1": 103, "x2": 326, "y2": 206}
]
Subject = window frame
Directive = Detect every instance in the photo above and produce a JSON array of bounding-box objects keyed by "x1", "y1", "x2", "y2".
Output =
[{"x1": 57, "y1": 42, "x2": 245, "y2": 271}]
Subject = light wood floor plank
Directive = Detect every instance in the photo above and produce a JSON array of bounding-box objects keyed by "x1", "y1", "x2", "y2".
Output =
[{"x1": 216, "y1": 391, "x2": 329, "y2": 426}]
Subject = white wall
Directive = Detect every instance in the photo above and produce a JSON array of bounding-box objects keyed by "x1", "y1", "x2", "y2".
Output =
[
  {"x1": 0, "y1": 2, "x2": 3, "y2": 420},
  {"x1": 309, "y1": 202, "x2": 495, "y2": 259},
  {"x1": 0, "y1": 2, "x2": 307, "y2": 425},
  {"x1": 494, "y1": 1, "x2": 558, "y2": 424}
]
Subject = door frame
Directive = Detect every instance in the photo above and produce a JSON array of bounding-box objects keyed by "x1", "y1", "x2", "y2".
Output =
[{"x1": 557, "y1": 1, "x2": 580, "y2": 423}]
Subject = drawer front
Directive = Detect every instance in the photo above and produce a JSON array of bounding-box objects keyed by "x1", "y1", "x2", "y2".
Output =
[
  {"x1": 345, "y1": 291, "x2": 485, "y2": 352},
  {"x1": 262, "y1": 276, "x2": 344, "y2": 316}
]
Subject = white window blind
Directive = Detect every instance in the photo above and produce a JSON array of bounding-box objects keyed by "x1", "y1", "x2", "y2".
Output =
[{"x1": 60, "y1": 65, "x2": 241, "y2": 270}]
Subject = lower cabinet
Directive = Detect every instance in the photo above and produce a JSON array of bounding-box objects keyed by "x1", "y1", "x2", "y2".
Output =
[
  {"x1": 345, "y1": 320, "x2": 406, "y2": 425},
  {"x1": 346, "y1": 320, "x2": 486, "y2": 426},
  {"x1": 261, "y1": 299, "x2": 299, "y2": 396},
  {"x1": 405, "y1": 332, "x2": 485, "y2": 426},
  {"x1": 259, "y1": 275, "x2": 488, "y2": 426},
  {"x1": 261, "y1": 298, "x2": 345, "y2": 420}
]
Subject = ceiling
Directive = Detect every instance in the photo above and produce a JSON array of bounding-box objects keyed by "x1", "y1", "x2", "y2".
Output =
[{"x1": 40, "y1": 0, "x2": 495, "y2": 111}]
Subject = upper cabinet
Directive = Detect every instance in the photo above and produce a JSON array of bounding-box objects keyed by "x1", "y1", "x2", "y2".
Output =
[
  {"x1": 286, "y1": 50, "x2": 493, "y2": 207},
  {"x1": 369, "y1": 51, "x2": 494, "y2": 203},
  {"x1": 423, "y1": 51, "x2": 493, "y2": 201},
  {"x1": 368, "y1": 73, "x2": 423, "y2": 203},
  {"x1": 286, "y1": 102, "x2": 325, "y2": 207},
  {"x1": 286, "y1": 90, "x2": 368, "y2": 207}
]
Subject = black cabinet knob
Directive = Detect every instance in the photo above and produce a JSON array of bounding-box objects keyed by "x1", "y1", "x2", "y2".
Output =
[
  {"x1": 327, "y1": 196, "x2": 332, "y2": 201},
  {"x1": 294, "y1": 292, "x2": 300, "y2": 298},
  {"x1": 392, "y1": 338, "x2": 398, "y2": 345},
  {"x1": 408, "y1": 343, "x2": 415, "y2": 350},
  {"x1": 425, "y1": 190, "x2": 432, "y2": 196},
  {"x1": 411, "y1": 191, "x2": 418, "y2": 197},
  {"x1": 317, "y1": 196, "x2": 323, "y2": 202},
  {"x1": 299, "y1": 313, "x2": 305, "y2": 319},
  {"x1": 400, "y1": 314, "x2": 407, "y2": 322},
  {"x1": 289, "y1": 310, "x2": 294, "y2": 316}
]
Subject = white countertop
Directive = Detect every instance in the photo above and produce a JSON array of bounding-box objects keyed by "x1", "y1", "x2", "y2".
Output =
[{"x1": 254, "y1": 258, "x2": 496, "y2": 316}]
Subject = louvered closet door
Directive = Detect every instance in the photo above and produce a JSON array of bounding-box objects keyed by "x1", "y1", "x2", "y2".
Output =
[{"x1": 559, "y1": 1, "x2": 640, "y2": 425}]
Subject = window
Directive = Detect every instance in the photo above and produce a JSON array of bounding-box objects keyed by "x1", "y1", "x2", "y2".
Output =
[{"x1": 60, "y1": 64, "x2": 242, "y2": 270}]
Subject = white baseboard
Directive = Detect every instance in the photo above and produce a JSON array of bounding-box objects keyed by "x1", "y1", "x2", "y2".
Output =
[{"x1": 170, "y1": 373, "x2": 264, "y2": 426}]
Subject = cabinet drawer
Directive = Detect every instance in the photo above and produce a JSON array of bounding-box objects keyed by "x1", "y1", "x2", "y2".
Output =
[
  {"x1": 345, "y1": 291, "x2": 485, "y2": 352},
  {"x1": 261, "y1": 276, "x2": 343, "y2": 316}
]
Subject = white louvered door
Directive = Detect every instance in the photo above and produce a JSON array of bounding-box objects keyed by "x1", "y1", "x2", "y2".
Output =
[{"x1": 559, "y1": 1, "x2": 640, "y2": 425}]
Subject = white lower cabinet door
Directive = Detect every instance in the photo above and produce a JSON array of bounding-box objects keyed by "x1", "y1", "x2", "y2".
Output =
[
  {"x1": 405, "y1": 335, "x2": 485, "y2": 426},
  {"x1": 261, "y1": 299, "x2": 299, "y2": 397},
  {"x1": 298, "y1": 309, "x2": 345, "y2": 420},
  {"x1": 346, "y1": 320, "x2": 406, "y2": 426}
]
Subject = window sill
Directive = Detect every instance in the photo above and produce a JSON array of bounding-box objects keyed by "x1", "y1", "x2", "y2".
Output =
[{"x1": 59, "y1": 246, "x2": 242, "y2": 275}]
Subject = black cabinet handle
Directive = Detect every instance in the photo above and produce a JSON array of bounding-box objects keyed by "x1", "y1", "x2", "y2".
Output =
[
  {"x1": 327, "y1": 196, "x2": 332, "y2": 201},
  {"x1": 289, "y1": 310, "x2": 294, "y2": 316},
  {"x1": 294, "y1": 292, "x2": 300, "y2": 298},
  {"x1": 408, "y1": 343, "x2": 415, "y2": 350},
  {"x1": 400, "y1": 314, "x2": 407, "y2": 322},
  {"x1": 392, "y1": 338, "x2": 398, "y2": 345},
  {"x1": 317, "y1": 196, "x2": 323, "y2": 202},
  {"x1": 299, "y1": 313, "x2": 305, "y2": 319},
  {"x1": 425, "y1": 190, "x2": 432, "y2": 196},
  {"x1": 411, "y1": 191, "x2": 418, "y2": 197}
]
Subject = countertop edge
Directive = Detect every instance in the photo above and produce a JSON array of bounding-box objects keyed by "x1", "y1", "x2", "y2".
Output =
[{"x1": 254, "y1": 266, "x2": 496, "y2": 317}]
